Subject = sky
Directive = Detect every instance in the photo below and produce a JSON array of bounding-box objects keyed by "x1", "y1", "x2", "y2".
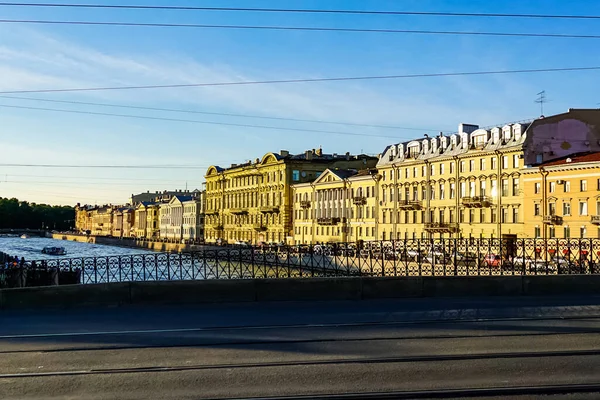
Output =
[{"x1": 1, "y1": 0, "x2": 600, "y2": 206}]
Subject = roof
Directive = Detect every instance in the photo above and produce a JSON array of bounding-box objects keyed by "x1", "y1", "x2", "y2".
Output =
[
  {"x1": 329, "y1": 169, "x2": 359, "y2": 179},
  {"x1": 539, "y1": 152, "x2": 600, "y2": 167}
]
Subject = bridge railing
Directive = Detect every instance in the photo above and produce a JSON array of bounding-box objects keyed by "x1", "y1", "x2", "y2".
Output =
[{"x1": 2, "y1": 238, "x2": 600, "y2": 288}]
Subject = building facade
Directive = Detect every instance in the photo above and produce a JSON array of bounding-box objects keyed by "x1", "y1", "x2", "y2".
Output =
[
  {"x1": 204, "y1": 149, "x2": 377, "y2": 245},
  {"x1": 292, "y1": 168, "x2": 380, "y2": 244},
  {"x1": 522, "y1": 152, "x2": 600, "y2": 240},
  {"x1": 182, "y1": 194, "x2": 205, "y2": 241},
  {"x1": 374, "y1": 109, "x2": 600, "y2": 241}
]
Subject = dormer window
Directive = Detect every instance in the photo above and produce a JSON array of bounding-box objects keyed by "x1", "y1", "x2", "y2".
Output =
[
  {"x1": 502, "y1": 125, "x2": 512, "y2": 143},
  {"x1": 491, "y1": 128, "x2": 501, "y2": 144},
  {"x1": 473, "y1": 134, "x2": 486, "y2": 149},
  {"x1": 513, "y1": 124, "x2": 522, "y2": 141},
  {"x1": 408, "y1": 146, "x2": 419, "y2": 157}
]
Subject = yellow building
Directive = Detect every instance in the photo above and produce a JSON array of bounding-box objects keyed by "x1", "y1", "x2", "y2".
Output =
[
  {"x1": 74, "y1": 204, "x2": 94, "y2": 234},
  {"x1": 204, "y1": 149, "x2": 377, "y2": 245},
  {"x1": 146, "y1": 203, "x2": 160, "y2": 239},
  {"x1": 522, "y1": 152, "x2": 600, "y2": 240},
  {"x1": 376, "y1": 109, "x2": 600, "y2": 241},
  {"x1": 292, "y1": 168, "x2": 380, "y2": 244}
]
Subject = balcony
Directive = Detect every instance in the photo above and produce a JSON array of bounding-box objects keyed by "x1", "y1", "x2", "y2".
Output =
[
  {"x1": 300, "y1": 200, "x2": 311, "y2": 209},
  {"x1": 230, "y1": 208, "x2": 248, "y2": 215},
  {"x1": 204, "y1": 210, "x2": 219, "y2": 216},
  {"x1": 353, "y1": 196, "x2": 366, "y2": 206},
  {"x1": 259, "y1": 206, "x2": 280, "y2": 214},
  {"x1": 543, "y1": 215, "x2": 563, "y2": 225},
  {"x1": 317, "y1": 217, "x2": 343, "y2": 226},
  {"x1": 252, "y1": 224, "x2": 267, "y2": 232},
  {"x1": 424, "y1": 222, "x2": 459, "y2": 233},
  {"x1": 461, "y1": 196, "x2": 492, "y2": 208},
  {"x1": 397, "y1": 200, "x2": 422, "y2": 210},
  {"x1": 591, "y1": 215, "x2": 600, "y2": 225}
]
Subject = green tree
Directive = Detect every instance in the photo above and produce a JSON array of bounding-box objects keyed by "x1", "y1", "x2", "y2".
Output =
[{"x1": 0, "y1": 198, "x2": 74, "y2": 230}]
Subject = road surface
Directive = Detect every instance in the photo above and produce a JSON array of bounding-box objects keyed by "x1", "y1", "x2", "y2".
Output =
[{"x1": 1, "y1": 296, "x2": 600, "y2": 399}]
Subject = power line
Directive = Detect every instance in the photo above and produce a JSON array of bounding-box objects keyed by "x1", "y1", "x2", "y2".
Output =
[
  {"x1": 0, "y1": 104, "x2": 411, "y2": 140},
  {"x1": 2, "y1": 66, "x2": 599, "y2": 95},
  {"x1": 0, "y1": 95, "x2": 443, "y2": 132},
  {"x1": 0, "y1": 163, "x2": 209, "y2": 169},
  {"x1": 1, "y1": 19, "x2": 600, "y2": 39},
  {"x1": 4, "y1": 173, "x2": 199, "y2": 182},
  {"x1": 1, "y1": 3, "x2": 599, "y2": 20}
]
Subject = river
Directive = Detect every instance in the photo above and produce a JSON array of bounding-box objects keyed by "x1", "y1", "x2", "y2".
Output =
[{"x1": 0, "y1": 236, "x2": 153, "y2": 261}]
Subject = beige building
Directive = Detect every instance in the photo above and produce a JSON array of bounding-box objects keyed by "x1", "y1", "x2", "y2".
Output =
[
  {"x1": 204, "y1": 148, "x2": 377, "y2": 245},
  {"x1": 522, "y1": 152, "x2": 600, "y2": 240},
  {"x1": 292, "y1": 168, "x2": 380, "y2": 244},
  {"x1": 374, "y1": 109, "x2": 600, "y2": 241},
  {"x1": 182, "y1": 194, "x2": 205, "y2": 241}
]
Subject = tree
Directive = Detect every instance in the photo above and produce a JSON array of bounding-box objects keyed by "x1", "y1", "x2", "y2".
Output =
[{"x1": 0, "y1": 198, "x2": 75, "y2": 230}]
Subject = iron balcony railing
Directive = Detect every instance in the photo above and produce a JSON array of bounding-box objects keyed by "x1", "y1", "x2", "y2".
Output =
[
  {"x1": 353, "y1": 196, "x2": 367, "y2": 206},
  {"x1": 398, "y1": 200, "x2": 422, "y2": 210},
  {"x1": 300, "y1": 200, "x2": 311, "y2": 209},
  {"x1": 317, "y1": 217, "x2": 343, "y2": 225},
  {"x1": 461, "y1": 196, "x2": 492, "y2": 208},
  {"x1": 2, "y1": 238, "x2": 600, "y2": 289},
  {"x1": 229, "y1": 208, "x2": 248, "y2": 215},
  {"x1": 543, "y1": 215, "x2": 563, "y2": 225},
  {"x1": 424, "y1": 222, "x2": 459, "y2": 233},
  {"x1": 591, "y1": 215, "x2": 600, "y2": 225},
  {"x1": 259, "y1": 206, "x2": 280, "y2": 214}
]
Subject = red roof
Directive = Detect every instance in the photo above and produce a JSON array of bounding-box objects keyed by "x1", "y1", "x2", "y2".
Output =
[{"x1": 541, "y1": 152, "x2": 600, "y2": 167}]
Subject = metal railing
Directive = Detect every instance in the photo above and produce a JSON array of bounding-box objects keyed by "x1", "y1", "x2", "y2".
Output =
[{"x1": 2, "y1": 238, "x2": 600, "y2": 288}]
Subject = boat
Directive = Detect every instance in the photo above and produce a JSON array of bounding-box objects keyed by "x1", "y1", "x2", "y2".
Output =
[
  {"x1": 20, "y1": 234, "x2": 30, "y2": 239},
  {"x1": 42, "y1": 246, "x2": 67, "y2": 256}
]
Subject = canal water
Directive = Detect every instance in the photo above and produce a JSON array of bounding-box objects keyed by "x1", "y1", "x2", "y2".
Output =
[{"x1": 0, "y1": 236, "x2": 153, "y2": 261}]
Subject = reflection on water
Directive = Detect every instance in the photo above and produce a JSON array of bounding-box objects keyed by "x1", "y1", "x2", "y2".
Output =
[{"x1": 0, "y1": 237, "x2": 153, "y2": 260}]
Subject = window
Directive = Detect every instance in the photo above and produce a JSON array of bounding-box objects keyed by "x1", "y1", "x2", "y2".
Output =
[
  {"x1": 491, "y1": 180, "x2": 497, "y2": 198},
  {"x1": 549, "y1": 226, "x2": 556, "y2": 238},
  {"x1": 450, "y1": 183, "x2": 456, "y2": 199},
  {"x1": 449, "y1": 209, "x2": 455, "y2": 223},
  {"x1": 439, "y1": 184, "x2": 445, "y2": 199},
  {"x1": 563, "y1": 201, "x2": 571, "y2": 216},
  {"x1": 422, "y1": 166, "x2": 426, "y2": 177},
  {"x1": 564, "y1": 226, "x2": 571, "y2": 238},
  {"x1": 430, "y1": 164, "x2": 435, "y2": 176},
  {"x1": 534, "y1": 226, "x2": 541, "y2": 238},
  {"x1": 469, "y1": 159, "x2": 475, "y2": 172},
  {"x1": 382, "y1": 171, "x2": 386, "y2": 181},
  {"x1": 501, "y1": 208, "x2": 508, "y2": 223},
  {"x1": 491, "y1": 157, "x2": 497, "y2": 170},
  {"x1": 480, "y1": 159, "x2": 486, "y2": 171},
  {"x1": 502, "y1": 156, "x2": 508, "y2": 169},
  {"x1": 564, "y1": 181, "x2": 570, "y2": 193},
  {"x1": 421, "y1": 186, "x2": 427, "y2": 200},
  {"x1": 382, "y1": 188, "x2": 387, "y2": 203},
  {"x1": 581, "y1": 226, "x2": 587, "y2": 238},
  {"x1": 580, "y1": 201, "x2": 588, "y2": 216},
  {"x1": 460, "y1": 182, "x2": 466, "y2": 198},
  {"x1": 450, "y1": 162, "x2": 455, "y2": 174},
  {"x1": 513, "y1": 154, "x2": 519, "y2": 168},
  {"x1": 440, "y1": 164, "x2": 445, "y2": 174},
  {"x1": 534, "y1": 203, "x2": 541, "y2": 216},
  {"x1": 512, "y1": 178, "x2": 519, "y2": 196},
  {"x1": 501, "y1": 179, "x2": 509, "y2": 197},
  {"x1": 491, "y1": 208, "x2": 497, "y2": 223},
  {"x1": 460, "y1": 161, "x2": 465, "y2": 173},
  {"x1": 580, "y1": 180, "x2": 587, "y2": 192},
  {"x1": 549, "y1": 182, "x2": 556, "y2": 193},
  {"x1": 390, "y1": 188, "x2": 394, "y2": 202},
  {"x1": 405, "y1": 168, "x2": 409, "y2": 178},
  {"x1": 480, "y1": 181, "x2": 486, "y2": 196},
  {"x1": 469, "y1": 181, "x2": 476, "y2": 197},
  {"x1": 597, "y1": 179, "x2": 600, "y2": 191},
  {"x1": 430, "y1": 185, "x2": 435, "y2": 200},
  {"x1": 512, "y1": 208, "x2": 519, "y2": 223},
  {"x1": 534, "y1": 182, "x2": 541, "y2": 194},
  {"x1": 413, "y1": 167, "x2": 417, "y2": 177},
  {"x1": 382, "y1": 212, "x2": 386, "y2": 224},
  {"x1": 549, "y1": 202, "x2": 556, "y2": 216},
  {"x1": 459, "y1": 209, "x2": 465, "y2": 223},
  {"x1": 480, "y1": 209, "x2": 486, "y2": 223},
  {"x1": 469, "y1": 209, "x2": 475, "y2": 223},
  {"x1": 292, "y1": 170, "x2": 300, "y2": 181}
]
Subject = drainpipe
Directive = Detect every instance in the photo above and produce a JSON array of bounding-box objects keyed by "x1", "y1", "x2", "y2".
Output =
[
  {"x1": 540, "y1": 167, "x2": 548, "y2": 240},
  {"x1": 424, "y1": 159, "x2": 431, "y2": 240},
  {"x1": 453, "y1": 155, "x2": 460, "y2": 239},
  {"x1": 392, "y1": 163, "x2": 398, "y2": 241},
  {"x1": 495, "y1": 150, "x2": 502, "y2": 239},
  {"x1": 373, "y1": 173, "x2": 382, "y2": 240},
  {"x1": 310, "y1": 182, "x2": 316, "y2": 245}
]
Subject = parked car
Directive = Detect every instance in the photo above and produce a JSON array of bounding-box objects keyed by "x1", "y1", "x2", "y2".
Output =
[{"x1": 481, "y1": 253, "x2": 502, "y2": 268}]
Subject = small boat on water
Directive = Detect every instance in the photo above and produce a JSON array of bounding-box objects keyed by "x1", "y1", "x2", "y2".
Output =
[
  {"x1": 20, "y1": 234, "x2": 30, "y2": 239},
  {"x1": 42, "y1": 246, "x2": 67, "y2": 256}
]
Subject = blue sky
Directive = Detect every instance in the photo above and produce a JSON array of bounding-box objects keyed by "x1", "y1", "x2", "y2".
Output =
[{"x1": 1, "y1": 0, "x2": 600, "y2": 205}]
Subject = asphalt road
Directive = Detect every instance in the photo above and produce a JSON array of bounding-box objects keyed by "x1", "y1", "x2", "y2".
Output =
[{"x1": 1, "y1": 296, "x2": 600, "y2": 399}]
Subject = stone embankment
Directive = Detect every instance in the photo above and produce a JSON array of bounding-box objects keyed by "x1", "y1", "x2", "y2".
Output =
[{"x1": 52, "y1": 233, "x2": 217, "y2": 252}]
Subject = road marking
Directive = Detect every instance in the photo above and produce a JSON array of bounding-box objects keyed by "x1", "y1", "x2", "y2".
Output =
[{"x1": 1, "y1": 314, "x2": 599, "y2": 339}]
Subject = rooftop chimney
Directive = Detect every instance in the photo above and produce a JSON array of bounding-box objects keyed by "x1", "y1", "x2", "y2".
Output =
[
  {"x1": 345, "y1": 151, "x2": 350, "y2": 160},
  {"x1": 316, "y1": 146, "x2": 323, "y2": 157},
  {"x1": 280, "y1": 150, "x2": 289, "y2": 157},
  {"x1": 305, "y1": 150, "x2": 313, "y2": 161}
]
